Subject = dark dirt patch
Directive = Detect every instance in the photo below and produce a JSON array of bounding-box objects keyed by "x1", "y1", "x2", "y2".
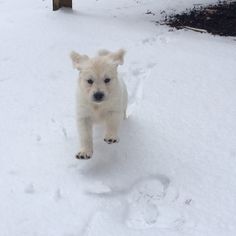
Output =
[{"x1": 164, "y1": 1, "x2": 236, "y2": 36}]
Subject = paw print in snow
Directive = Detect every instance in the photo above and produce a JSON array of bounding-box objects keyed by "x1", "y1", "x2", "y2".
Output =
[{"x1": 125, "y1": 176, "x2": 186, "y2": 230}]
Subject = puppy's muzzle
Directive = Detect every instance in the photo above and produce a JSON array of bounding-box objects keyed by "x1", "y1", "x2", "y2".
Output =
[{"x1": 93, "y1": 92, "x2": 105, "y2": 102}]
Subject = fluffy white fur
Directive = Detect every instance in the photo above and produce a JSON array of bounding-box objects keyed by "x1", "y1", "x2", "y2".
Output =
[{"x1": 70, "y1": 49, "x2": 128, "y2": 159}]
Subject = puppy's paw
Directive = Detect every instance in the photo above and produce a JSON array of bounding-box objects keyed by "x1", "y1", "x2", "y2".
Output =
[
  {"x1": 75, "y1": 150, "x2": 92, "y2": 160},
  {"x1": 104, "y1": 136, "x2": 119, "y2": 144}
]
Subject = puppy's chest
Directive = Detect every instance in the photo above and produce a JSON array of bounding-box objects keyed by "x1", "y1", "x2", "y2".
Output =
[{"x1": 90, "y1": 105, "x2": 107, "y2": 122}]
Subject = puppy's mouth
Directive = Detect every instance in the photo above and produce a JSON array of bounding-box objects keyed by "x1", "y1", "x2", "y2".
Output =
[{"x1": 92, "y1": 99, "x2": 104, "y2": 103}]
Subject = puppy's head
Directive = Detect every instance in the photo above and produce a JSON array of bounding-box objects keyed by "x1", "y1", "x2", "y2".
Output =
[{"x1": 70, "y1": 49, "x2": 125, "y2": 104}]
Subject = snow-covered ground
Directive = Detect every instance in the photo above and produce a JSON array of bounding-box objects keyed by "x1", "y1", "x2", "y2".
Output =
[{"x1": 1, "y1": 0, "x2": 236, "y2": 235}]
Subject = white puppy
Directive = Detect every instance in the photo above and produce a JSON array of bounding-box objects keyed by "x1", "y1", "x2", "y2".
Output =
[{"x1": 70, "y1": 49, "x2": 128, "y2": 159}]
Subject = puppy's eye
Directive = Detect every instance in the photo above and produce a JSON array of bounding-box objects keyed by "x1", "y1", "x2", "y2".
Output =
[
  {"x1": 87, "y1": 79, "x2": 94, "y2": 85},
  {"x1": 104, "y1": 78, "x2": 111, "y2": 84}
]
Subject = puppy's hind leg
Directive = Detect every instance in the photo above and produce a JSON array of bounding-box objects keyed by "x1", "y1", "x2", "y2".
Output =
[
  {"x1": 123, "y1": 96, "x2": 128, "y2": 120},
  {"x1": 123, "y1": 84, "x2": 128, "y2": 120},
  {"x1": 76, "y1": 117, "x2": 93, "y2": 159},
  {"x1": 123, "y1": 110, "x2": 127, "y2": 120}
]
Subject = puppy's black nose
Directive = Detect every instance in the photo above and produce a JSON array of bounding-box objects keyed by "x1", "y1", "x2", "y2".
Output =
[{"x1": 93, "y1": 92, "x2": 104, "y2": 102}]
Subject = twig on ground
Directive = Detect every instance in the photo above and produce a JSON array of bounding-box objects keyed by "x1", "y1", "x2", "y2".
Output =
[{"x1": 183, "y1": 26, "x2": 207, "y2": 33}]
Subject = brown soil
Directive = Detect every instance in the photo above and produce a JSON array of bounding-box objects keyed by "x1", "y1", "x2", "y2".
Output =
[{"x1": 164, "y1": 1, "x2": 236, "y2": 36}]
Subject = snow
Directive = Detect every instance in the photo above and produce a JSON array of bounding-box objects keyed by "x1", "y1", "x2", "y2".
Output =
[{"x1": 0, "y1": 0, "x2": 236, "y2": 235}]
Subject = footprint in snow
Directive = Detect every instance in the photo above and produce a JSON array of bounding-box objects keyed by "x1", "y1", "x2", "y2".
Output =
[
  {"x1": 125, "y1": 175, "x2": 185, "y2": 230},
  {"x1": 84, "y1": 175, "x2": 189, "y2": 231},
  {"x1": 24, "y1": 183, "x2": 35, "y2": 194},
  {"x1": 142, "y1": 37, "x2": 157, "y2": 45},
  {"x1": 126, "y1": 66, "x2": 153, "y2": 117}
]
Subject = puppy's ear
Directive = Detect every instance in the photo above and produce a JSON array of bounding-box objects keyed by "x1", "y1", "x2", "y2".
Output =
[
  {"x1": 109, "y1": 49, "x2": 126, "y2": 66},
  {"x1": 70, "y1": 51, "x2": 89, "y2": 70}
]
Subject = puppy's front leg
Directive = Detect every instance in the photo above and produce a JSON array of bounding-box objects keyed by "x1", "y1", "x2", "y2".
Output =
[
  {"x1": 104, "y1": 112, "x2": 122, "y2": 144},
  {"x1": 76, "y1": 117, "x2": 93, "y2": 159}
]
